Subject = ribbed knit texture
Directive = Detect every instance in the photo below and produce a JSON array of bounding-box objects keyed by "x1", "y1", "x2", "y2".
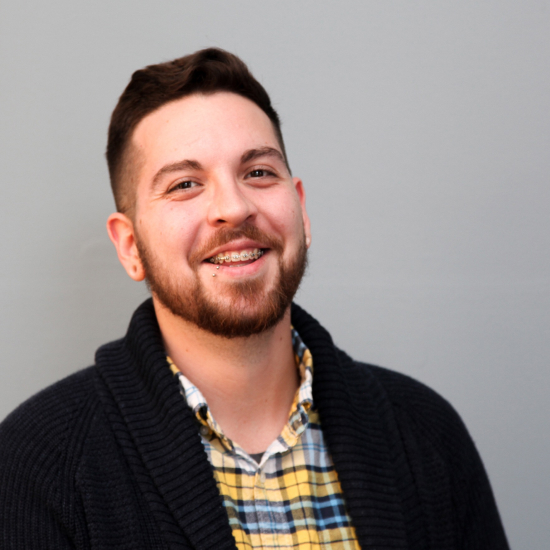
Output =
[{"x1": 0, "y1": 299, "x2": 509, "y2": 549}]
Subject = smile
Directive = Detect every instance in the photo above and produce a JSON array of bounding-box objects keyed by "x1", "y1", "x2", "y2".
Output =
[{"x1": 207, "y1": 248, "x2": 265, "y2": 265}]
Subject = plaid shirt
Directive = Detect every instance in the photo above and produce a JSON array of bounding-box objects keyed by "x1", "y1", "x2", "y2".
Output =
[{"x1": 168, "y1": 329, "x2": 360, "y2": 550}]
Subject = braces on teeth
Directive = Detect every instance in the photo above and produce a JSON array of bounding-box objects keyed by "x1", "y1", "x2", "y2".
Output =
[{"x1": 208, "y1": 249, "x2": 264, "y2": 264}]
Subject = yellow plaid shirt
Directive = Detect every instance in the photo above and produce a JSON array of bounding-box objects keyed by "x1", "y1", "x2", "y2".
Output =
[{"x1": 168, "y1": 329, "x2": 360, "y2": 550}]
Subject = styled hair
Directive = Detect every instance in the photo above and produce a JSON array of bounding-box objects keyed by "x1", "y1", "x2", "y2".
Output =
[{"x1": 106, "y1": 48, "x2": 288, "y2": 214}]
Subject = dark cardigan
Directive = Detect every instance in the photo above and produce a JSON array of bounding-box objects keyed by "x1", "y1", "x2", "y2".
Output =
[{"x1": 0, "y1": 300, "x2": 509, "y2": 549}]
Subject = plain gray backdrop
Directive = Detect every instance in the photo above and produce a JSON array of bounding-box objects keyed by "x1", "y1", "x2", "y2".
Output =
[{"x1": 1, "y1": 1, "x2": 549, "y2": 548}]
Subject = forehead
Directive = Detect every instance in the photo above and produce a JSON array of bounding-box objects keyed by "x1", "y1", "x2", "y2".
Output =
[{"x1": 131, "y1": 92, "x2": 281, "y2": 178}]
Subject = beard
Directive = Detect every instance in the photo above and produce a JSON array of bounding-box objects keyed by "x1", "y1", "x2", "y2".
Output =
[{"x1": 135, "y1": 224, "x2": 308, "y2": 339}]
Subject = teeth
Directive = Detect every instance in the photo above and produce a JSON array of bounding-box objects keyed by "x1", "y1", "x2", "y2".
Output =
[{"x1": 208, "y1": 248, "x2": 264, "y2": 264}]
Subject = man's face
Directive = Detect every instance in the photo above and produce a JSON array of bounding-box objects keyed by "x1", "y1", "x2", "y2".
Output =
[{"x1": 127, "y1": 92, "x2": 311, "y2": 337}]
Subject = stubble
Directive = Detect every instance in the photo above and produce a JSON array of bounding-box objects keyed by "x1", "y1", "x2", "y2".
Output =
[{"x1": 136, "y1": 224, "x2": 307, "y2": 338}]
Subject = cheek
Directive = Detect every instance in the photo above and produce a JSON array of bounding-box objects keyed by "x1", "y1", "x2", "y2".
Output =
[
  {"x1": 282, "y1": 200, "x2": 306, "y2": 235},
  {"x1": 263, "y1": 192, "x2": 303, "y2": 231},
  {"x1": 142, "y1": 209, "x2": 200, "y2": 258},
  {"x1": 269, "y1": 210, "x2": 305, "y2": 252}
]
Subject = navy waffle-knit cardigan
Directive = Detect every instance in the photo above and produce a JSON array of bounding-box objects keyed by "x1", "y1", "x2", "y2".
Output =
[{"x1": 0, "y1": 300, "x2": 509, "y2": 549}]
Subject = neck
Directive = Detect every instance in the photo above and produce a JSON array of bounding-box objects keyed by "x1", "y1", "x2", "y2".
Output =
[{"x1": 154, "y1": 299, "x2": 299, "y2": 454}]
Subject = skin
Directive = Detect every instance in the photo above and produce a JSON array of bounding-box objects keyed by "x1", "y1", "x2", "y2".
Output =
[{"x1": 107, "y1": 92, "x2": 312, "y2": 453}]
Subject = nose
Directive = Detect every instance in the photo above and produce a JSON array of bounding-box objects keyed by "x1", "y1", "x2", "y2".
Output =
[{"x1": 207, "y1": 175, "x2": 257, "y2": 227}]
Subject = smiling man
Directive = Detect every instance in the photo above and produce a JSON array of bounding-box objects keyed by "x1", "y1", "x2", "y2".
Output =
[{"x1": 0, "y1": 49, "x2": 509, "y2": 549}]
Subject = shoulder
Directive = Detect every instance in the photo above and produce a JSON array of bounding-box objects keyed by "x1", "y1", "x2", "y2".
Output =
[
  {"x1": 0, "y1": 367, "x2": 105, "y2": 545},
  {"x1": 338, "y1": 351, "x2": 475, "y2": 460},
  {"x1": 338, "y1": 349, "x2": 455, "y2": 411},
  {"x1": 1, "y1": 366, "x2": 99, "y2": 429},
  {"x1": 0, "y1": 366, "x2": 101, "y2": 477},
  {"x1": 365, "y1": 362, "x2": 463, "y2": 430}
]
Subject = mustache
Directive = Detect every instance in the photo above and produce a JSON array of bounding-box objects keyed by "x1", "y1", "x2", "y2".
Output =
[{"x1": 190, "y1": 224, "x2": 284, "y2": 266}]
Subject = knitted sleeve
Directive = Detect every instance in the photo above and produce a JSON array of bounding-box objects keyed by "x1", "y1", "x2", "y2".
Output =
[
  {"x1": 0, "y1": 370, "x2": 94, "y2": 549},
  {"x1": 370, "y1": 364, "x2": 510, "y2": 550}
]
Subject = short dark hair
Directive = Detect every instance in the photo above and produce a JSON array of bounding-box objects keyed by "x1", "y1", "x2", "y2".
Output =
[{"x1": 106, "y1": 48, "x2": 288, "y2": 214}]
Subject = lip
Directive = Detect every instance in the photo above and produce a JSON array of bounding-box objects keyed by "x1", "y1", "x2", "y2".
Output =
[
  {"x1": 202, "y1": 238, "x2": 268, "y2": 262},
  {"x1": 205, "y1": 250, "x2": 268, "y2": 278}
]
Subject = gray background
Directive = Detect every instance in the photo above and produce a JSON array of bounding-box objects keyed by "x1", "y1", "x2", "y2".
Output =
[{"x1": 1, "y1": 1, "x2": 549, "y2": 547}]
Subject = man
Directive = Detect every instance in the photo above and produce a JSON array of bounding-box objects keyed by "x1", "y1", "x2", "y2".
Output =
[{"x1": 0, "y1": 48, "x2": 508, "y2": 549}]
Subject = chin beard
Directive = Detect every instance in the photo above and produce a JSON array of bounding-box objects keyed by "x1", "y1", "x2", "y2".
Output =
[{"x1": 136, "y1": 226, "x2": 308, "y2": 339}]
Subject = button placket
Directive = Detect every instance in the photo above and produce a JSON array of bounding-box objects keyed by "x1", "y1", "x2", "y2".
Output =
[{"x1": 253, "y1": 466, "x2": 271, "y2": 549}]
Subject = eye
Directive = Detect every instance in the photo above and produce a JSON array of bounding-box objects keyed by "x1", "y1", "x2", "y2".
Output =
[
  {"x1": 170, "y1": 180, "x2": 200, "y2": 192},
  {"x1": 247, "y1": 168, "x2": 275, "y2": 178}
]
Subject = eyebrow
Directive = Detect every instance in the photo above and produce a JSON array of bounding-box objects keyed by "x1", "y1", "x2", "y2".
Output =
[
  {"x1": 241, "y1": 147, "x2": 285, "y2": 165},
  {"x1": 152, "y1": 159, "x2": 203, "y2": 189}
]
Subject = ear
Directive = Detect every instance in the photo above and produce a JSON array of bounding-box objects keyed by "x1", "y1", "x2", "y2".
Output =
[
  {"x1": 293, "y1": 177, "x2": 312, "y2": 249},
  {"x1": 106, "y1": 213, "x2": 145, "y2": 281}
]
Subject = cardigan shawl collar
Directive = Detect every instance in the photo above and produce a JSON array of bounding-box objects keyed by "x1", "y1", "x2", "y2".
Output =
[{"x1": 94, "y1": 299, "x2": 413, "y2": 550}]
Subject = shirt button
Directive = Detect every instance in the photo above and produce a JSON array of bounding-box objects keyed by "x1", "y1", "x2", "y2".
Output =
[{"x1": 200, "y1": 426, "x2": 210, "y2": 436}]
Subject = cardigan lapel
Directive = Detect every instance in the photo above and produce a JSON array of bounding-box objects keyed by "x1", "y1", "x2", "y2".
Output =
[
  {"x1": 291, "y1": 303, "x2": 410, "y2": 550},
  {"x1": 96, "y1": 299, "x2": 410, "y2": 549},
  {"x1": 95, "y1": 300, "x2": 236, "y2": 550}
]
